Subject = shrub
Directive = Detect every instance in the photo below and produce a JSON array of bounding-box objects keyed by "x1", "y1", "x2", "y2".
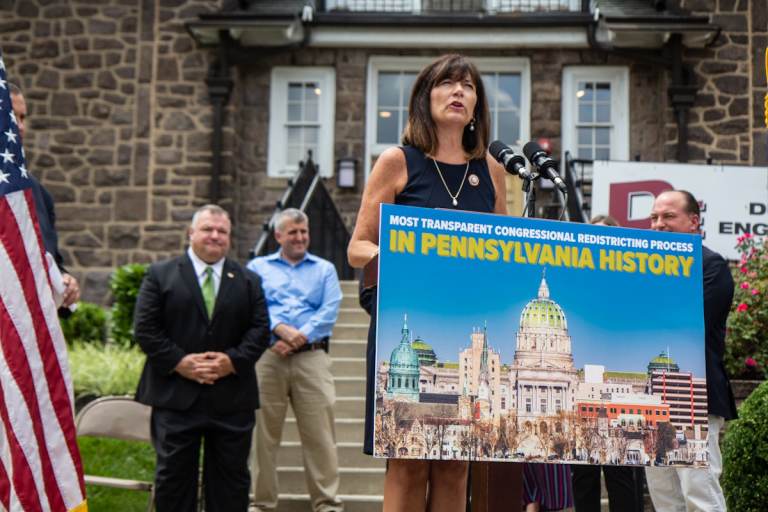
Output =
[
  {"x1": 725, "y1": 235, "x2": 767, "y2": 379},
  {"x1": 68, "y1": 342, "x2": 146, "y2": 399},
  {"x1": 722, "y1": 380, "x2": 768, "y2": 511},
  {"x1": 110, "y1": 263, "x2": 147, "y2": 347},
  {"x1": 60, "y1": 302, "x2": 108, "y2": 345}
]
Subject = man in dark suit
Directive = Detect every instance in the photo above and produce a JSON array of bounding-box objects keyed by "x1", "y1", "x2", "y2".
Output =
[
  {"x1": 645, "y1": 190, "x2": 736, "y2": 512},
  {"x1": 134, "y1": 204, "x2": 271, "y2": 512}
]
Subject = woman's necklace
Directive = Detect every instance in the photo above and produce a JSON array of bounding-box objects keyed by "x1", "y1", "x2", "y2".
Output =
[{"x1": 432, "y1": 158, "x2": 470, "y2": 207}]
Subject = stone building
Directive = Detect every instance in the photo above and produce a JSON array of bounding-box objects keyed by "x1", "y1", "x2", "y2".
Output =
[{"x1": 0, "y1": 0, "x2": 765, "y2": 303}]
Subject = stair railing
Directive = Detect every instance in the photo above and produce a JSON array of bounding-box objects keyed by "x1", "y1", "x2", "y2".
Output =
[
  {"x1": 563, "y1": 151, "x2": 594, "y2": 224},
  {"x1": 250, "y1": 151, "x2": 355, "y2": 279}
]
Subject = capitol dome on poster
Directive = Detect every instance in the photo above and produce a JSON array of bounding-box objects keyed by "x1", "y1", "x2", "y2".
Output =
[
  {"x1": 514, "y1": 271, "x2": 574, "y2": 367},
  {"x1": 519, "y1": 278, "x2": 568, "y2": 332}
]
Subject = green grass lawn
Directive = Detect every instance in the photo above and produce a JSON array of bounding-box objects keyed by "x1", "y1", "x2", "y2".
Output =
[{"x1": 78, "y1": 436, "x2": 155, "y2": 512}]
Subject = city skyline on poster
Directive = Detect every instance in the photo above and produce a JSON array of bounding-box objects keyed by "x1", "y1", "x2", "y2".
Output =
[{"x1": 374, "y1": 204, "x2": 710, "y2": 468}]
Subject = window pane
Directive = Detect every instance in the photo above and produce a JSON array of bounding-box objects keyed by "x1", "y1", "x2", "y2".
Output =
[
  {"x1": 377, "y1": 110, "x2": 399, "y2": 144},
  {"x1": 287, "y1": 102, "x2": 301, "y2": 122},
  {"x1": 595, "y1": 147, "x2": 610, "y2": 160},
  {"x1": 286, "y1": 144, "x2": 302, "y2": 167},
  {"x1": 595, "y1": 83, "x2": 611, "y2": 101},
  {"x1": 498, "y1": 111, "x2": 520, "y2": 145},
  {"x1": 378, "y1": 72, "x2": 400, "y2": 107},
  {"x1": 288, "y1": 83, "x2": 302, "y2": 101},
  {"x1": 287, "y1": 126, "x2": 302, "y2": 143},
  {"x1": 304, "y1": 83, "x2": 319, "y2": 101},
  {"x1": 402, "y1": 73, "x2": 417, "y2": 103},
  {"x1": 580, "y1": 82, "x2": 593, "y2": 101},
  {"x1": 578, "y1": 104, "x2": 593, "y2": 123},
  {"x1": 577, "y1": 146, "x2": 593, "y2": 159},
  {"x1": 595, "y1": 127, "x2": 610, "y2": 145},
  {"x1": 497, "y1": 73, "x2": 520, "y2": 110},
  {"x1": 305, "y1": 101, "x2": 318, "y2": 122},
  {"x1": 304, "y1": 127, "x2": 319, "y2": 144},
  {"x1": 577, "y1": 128, "x2": 592, "y2": 145},
  {"x1": 596, "y1": 103, "x2": 611, "y2": 123}
]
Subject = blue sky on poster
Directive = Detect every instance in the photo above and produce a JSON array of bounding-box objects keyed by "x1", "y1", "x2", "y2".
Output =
[{"x1": 376, "y1": 204, "x2": 706, "y2": 377}]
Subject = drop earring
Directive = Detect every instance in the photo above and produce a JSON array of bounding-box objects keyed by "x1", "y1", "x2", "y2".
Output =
[{"x1": 469, "y1": 118, "x2": 476, "y2": 132}]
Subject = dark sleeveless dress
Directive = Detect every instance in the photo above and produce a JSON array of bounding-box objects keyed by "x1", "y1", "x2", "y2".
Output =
[{"x1": 363, "y1": 145, "x2": 496, "y2": 455}]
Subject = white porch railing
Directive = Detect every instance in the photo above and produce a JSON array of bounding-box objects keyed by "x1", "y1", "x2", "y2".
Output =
[{"x1": 325, "y1": 0, "x2": 581, "y2": 13}]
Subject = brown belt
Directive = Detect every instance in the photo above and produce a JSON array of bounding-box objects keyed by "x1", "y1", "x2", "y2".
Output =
[{"x1": 294, "y1": 338, "x2": 329, "y2": 354}]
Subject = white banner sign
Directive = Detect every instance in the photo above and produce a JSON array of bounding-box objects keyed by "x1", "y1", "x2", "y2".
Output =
[{"x1": 591, "y1": 160, "x2": 768, "y2": 260}]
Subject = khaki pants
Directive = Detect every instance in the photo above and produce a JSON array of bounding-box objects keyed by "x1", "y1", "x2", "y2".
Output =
[
  {"x1": 251, "y1": 349, "x2": 343, "y2": 512},
  {"x1": 645, "y1": 415, "x2": 726, "y2": 512}
]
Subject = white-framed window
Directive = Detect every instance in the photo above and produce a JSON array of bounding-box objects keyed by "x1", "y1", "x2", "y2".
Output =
[
  {"x1": 365, "y1": 56, "x2": 530, "y2": 179},
  {"x1": 561, "y1": 66, "x2": 629, "y2": 162},
  {"x1": 267, "y1": 67, "x2": 335, "y2": 178}
]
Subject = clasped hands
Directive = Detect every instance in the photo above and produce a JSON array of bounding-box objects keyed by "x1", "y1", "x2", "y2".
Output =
[
  {"x1": 175, "y1": 352, "x2": 234, "y2": 385},
  {"x1": 271, "y1": 323, "x2": 308, "y2": 358}
]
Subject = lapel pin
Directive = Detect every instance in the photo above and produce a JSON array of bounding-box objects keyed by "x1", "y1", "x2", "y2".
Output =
[{"x1": 227, "y1": 272, "x2": 234, "y2": 278}]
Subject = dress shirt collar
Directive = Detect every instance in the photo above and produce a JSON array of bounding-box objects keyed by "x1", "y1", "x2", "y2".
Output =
[
  {"x1": 187, "y1": 247, "x2": 225, "y2": 279},
  {"x1": 264, "y1": 249, "x2": 318, "y2": 266}
]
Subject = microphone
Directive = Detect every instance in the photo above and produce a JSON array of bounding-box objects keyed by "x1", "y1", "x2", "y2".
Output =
[
  {"x1": 522, "y1": 141, "x2": 567, "y2": 192},
  {"x1": 489, "y1": 140, "x2": 532, "y2": 180}
]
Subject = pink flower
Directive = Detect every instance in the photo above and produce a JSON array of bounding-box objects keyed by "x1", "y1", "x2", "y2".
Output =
[
  {"x1": 740, "y1": 266, "x2": 748, "y2": 274},
  {"x1": 737, "y1": 303, "x2": 749, "y2": 312},
  {"x1": 741, "y1": 282, "x2": 751, "y2": 289},
  {"x1": 745, "y1": 357, "x2": 757, "y2": 368},
  {"x1": 752, "y1": 289, "x2": 760, "y2": 295}
]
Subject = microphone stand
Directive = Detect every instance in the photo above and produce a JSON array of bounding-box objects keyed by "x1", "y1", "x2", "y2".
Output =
[{"x1": 521, "y1": 171, "x2": 539, "y2": 218}]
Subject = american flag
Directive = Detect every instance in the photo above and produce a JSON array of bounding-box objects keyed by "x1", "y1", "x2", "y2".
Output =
[{"x1": 0, "y1": 53, "x2": 86, "y2": 511}]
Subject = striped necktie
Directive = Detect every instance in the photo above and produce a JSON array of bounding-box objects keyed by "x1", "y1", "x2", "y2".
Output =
[{"x1": 202, "y1": 266, "x2": 215, "y2": 318}]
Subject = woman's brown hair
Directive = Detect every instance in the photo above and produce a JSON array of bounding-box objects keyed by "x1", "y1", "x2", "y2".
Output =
[{"x1": 401, "y1": 54, "x2": 490, "y2": 160}]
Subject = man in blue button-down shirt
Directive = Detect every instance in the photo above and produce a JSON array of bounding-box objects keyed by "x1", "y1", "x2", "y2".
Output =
[{"x1": 247, "y1": 208, "x2": 343, "y2": 512}]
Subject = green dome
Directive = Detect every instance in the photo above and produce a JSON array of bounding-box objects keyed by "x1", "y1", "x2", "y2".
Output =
[
  {"x1": 519, "y1": 275, "x2": 567, "y2": 330},
  {"x1": 412, "y1": 339, "x2": 433, "y2": 351},
  {"x1": 647, "y1": 350, "x2": 680, "y2": 373},
  {"x1": 387, "y1": 315, "x2": 421, "y2": 399},
  {"x1": 412, "y1": 337, "x2": 437, "y2": 367},
  {"x1": 390, "y1": 342, "x2": 420, "y2": 370}
]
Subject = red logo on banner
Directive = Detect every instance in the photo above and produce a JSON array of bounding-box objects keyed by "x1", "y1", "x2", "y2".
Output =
[{"x1": 608, "y1": 180, "x2": 673, "y2": 228}]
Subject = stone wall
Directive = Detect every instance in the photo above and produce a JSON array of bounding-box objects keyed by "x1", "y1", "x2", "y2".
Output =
[
  {"x1": 668, "y1": 0, "x2": 767, "y2": 164},
  {"x1": 0, "y1": 0, "x2": 225, "y2": 303}
]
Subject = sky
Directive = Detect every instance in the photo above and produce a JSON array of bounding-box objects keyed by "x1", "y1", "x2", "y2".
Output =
[{"x1": 376, "y1": 204, "x2": 707, "y2": 377}]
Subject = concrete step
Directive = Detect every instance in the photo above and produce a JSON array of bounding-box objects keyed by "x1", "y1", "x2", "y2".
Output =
[
  {"x1": 276, "y1": 441, "x2": 383, "y2": 469},
  {"x1": 337, "y1": 307, "x2": 371, "y2": 324},
  {"x1": 341, "y1": 294, "x2": 363, "y2": 309},
  {"x1": 329, "y1": 339, "x2": 367, "y2": 359},
  {"x1": 269, "y1": 493, "x2": 383, "y2": 512},
  {"x1": 329, "y1": 357, "x2": 366, "y2": 378},
  {"x1": 334, "y1": 376, "x2": 366, "y2": 397},
  {"x1": 340, "y1": 280, "x2": 359, "y2": 295},
  {"x1": 286, "y1": 397, "x2": 365, "y2": 420},
  {"x1": 277, "y1": 466, "x2": 385, "y2": 495},
  {"x1": 333, "y1": 323, "x2": 369, "y2": 340},
  {"x1": 282, "y1": 417, "x2": 366, "y2": 444}
]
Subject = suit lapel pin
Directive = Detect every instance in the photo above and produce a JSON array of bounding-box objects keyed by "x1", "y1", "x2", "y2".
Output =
[{"x1": 227, "y1": 272, "x2": 234, "y2": 278}]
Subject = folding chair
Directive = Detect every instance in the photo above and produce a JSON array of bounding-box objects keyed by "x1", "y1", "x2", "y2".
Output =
[{"x1": 75, "y1": 395, "x2": 155, "y2": 512}]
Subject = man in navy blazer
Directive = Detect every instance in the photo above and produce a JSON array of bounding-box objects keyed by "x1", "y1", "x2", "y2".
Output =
[
  {"x1": 134, "y1": 204, "x2": 270, "y2": 512},
  {"x1": 645, "y1": 190, "x2": 736, "y2": 512}
]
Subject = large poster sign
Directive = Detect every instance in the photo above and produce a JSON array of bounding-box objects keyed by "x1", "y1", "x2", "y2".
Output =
[
  {"x1": 590, "y1": 160, "x2": 768, "y2": 260},
  {"x1": 374, "y1": 204, "x2": 709, "y2": 468}
]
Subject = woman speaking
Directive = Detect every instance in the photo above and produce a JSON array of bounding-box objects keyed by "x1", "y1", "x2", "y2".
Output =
[{"x1": 348, "y1": 54, "x2": 508, "y2": 512}]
